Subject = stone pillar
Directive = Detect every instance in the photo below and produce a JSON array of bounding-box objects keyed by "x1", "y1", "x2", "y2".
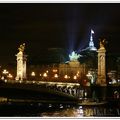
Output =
[
  {"x1": 96, "y1": 39, "x2": 107, "y2": 101},
  {"x1": 16, "y1": 51, "x2": 23, "y2": 81},
  {"x1": 16, "y1": 43, "x2": 27, "y2": 81},
  {"x1": 97, "y1": 40, "x2": 106, "y2": 86},
  {"x1": 23, "y1": 55, "x2": 27, "y2": 79}
]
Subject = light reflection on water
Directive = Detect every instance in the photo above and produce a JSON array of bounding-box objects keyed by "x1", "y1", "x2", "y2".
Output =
[
  {"x1": 40, "y1": 105, "x2": 120, "y2": 117},
  {"x1": 0, "y1": 101, "x2": 120, "y2": 117}
]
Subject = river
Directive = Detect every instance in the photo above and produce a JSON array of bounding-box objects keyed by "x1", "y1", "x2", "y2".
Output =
[{"x1": 0, "y1": 100, "x2": 120, "y2": 117}]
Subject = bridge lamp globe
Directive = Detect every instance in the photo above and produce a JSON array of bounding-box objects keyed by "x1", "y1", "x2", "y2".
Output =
[
  {"x1": 31, "y1": 71, "x2": 35, "y2": 76},
  {"x1": 2, "y1": 69, "x2": 9, "y2": 80},
  {"x1": 4, "y1": 79, "x2": 7, "y2": 83},
  {"x1": 52, "y1": 69, "x2": 58, "y2": 73},
  {"x1": 43, "y1": 72, "x2": 47, "y2": 77},
  {"x1": 54, "y1": 74, "x2": 58, "y2": 78},
  {"x1": 73, "y1": 75, "x2": 77, "y2": 80},
  {"x1": 2, "y1": 69, "x2": 9, "y2": 74},
  {"x1": 33, "y1": 81, "x2": 35, "y2": 83},
  {"x1": 1, "y1": 76, "x2": 4, "y2": 80},
  {"x1": 19, "y1": 80, "x2": 22, "y2": 83},
  {"x1": 64, "y1": 75, "x2": 68, "y2": 79},
  {"x1": 7, "y1": 73, "x2": 13, "y2": 79}
]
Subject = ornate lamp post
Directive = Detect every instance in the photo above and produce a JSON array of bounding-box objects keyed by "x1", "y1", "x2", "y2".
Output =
[
  {"x1": 2, "y1": 69, "x2": 9, "y2": 80},
  {"x1": 31, "y1": 71, "x2": 35, "y2": 81}
]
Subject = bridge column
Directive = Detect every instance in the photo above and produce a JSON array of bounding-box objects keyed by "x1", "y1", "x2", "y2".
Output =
[
  {"x1": 16, "y1": 43, "x2": 27, "y2": 81},
  {"x1": 96, "y1": 39, "x2": 107, "y2": 101},
  {"x1": 97, "y1": 39, "x2": 106, "y2": 86}
]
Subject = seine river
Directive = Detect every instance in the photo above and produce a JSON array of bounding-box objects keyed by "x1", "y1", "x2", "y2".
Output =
[{"x1": 0, "y1": 101, "x2": 120, "y2": 117}]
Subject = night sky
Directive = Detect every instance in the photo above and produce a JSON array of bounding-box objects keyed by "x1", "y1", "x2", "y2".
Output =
[{"x1": 0, "y1": 3, "x2": 120, "y2": 64}]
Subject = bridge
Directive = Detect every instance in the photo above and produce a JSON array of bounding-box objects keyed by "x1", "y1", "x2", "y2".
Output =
[
  {"x1": 1, "y1": 79, "x2": 117, "y2": 104},
  {"x1": 0, "y1": 80, "x2": 81, "y2": 104}
]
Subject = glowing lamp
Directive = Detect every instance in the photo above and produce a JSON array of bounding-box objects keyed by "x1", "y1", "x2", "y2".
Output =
[
  {"x1": 43, "y1": 73, "x2": 47, "y2": 77},
  {"x1": 73, "y1": 75, "x2": 77, "y2": 80},
  {"x1": 31, "y1": 72, "x2": 35, "y2": 76},
  {"x1": 53, "y1": 69, "x2": 58, "y2": 72},
  {"x1": 54, "y1": 74, "x2": 58, "y2": 78},
  {"x1": 3, "y1": 69, "x2": 9, "y2": 74},
  {"x1": 64, "y1": 75, "x2": 68, "y2": 79},
  {"x1": 7, "y1": 74, "x2": 13, "y2": 78}
]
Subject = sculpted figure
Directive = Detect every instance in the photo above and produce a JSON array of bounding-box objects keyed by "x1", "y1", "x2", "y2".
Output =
[
  {"x1": 100, "y1": 39, "x2": 105, "y2": 49},
  {"x1": 18, "y1": 43, "x2": 25, "y2": 52},
  {"x1": 69, "y1": 51, "x2": 81, "y2": 61}
]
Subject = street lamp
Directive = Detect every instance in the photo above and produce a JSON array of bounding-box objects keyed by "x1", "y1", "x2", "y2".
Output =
[
  {"x1": 2, "y1": 69, "x2": 9, "y2": 74},
  {"x1": 52, "y1": 69, "x2": 58, "y2": 73},
  {"x1": 64, "y1": 75, "x2": 68, "y2": 79},
  {"x1": 43, "y1": 72, "x2": 47, "y2": 77},
  {"x1": 54, "y1": 74, "x2": 58, "y2": 78},
  {"x1": 73, "y1": 75, "x2": 77, "y2": 80},
  {"x1": 7, "y1": 73, "x2": 13, "y2": 79},
  {"x1": 2, "y1": 69, "x2": 9, "y2": 80},
  {"x1": 31, "y1": 71, "x2": 35, "y2": 81},
  {"x1": 31, "y1": 71, "x2": 35, "y2": 76}
]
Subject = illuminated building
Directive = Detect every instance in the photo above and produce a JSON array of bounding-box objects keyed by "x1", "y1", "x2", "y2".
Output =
[
  {"x1": 81, "y1": 29, "x2": 97, "y2": 52},
  {"x1": 79, "y1": 29, "x2": 98, "y2": 70},
  {"x1": 89, "y1": 29, "x2": 97, "y2": 51},
  {"x1": 59, "y1": 51, "x2": 86, "y2": 81}
]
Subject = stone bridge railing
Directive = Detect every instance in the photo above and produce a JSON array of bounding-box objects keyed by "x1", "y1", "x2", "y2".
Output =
[{"x1": 1, "y1": 79, "x2": 86, "y2": 99}]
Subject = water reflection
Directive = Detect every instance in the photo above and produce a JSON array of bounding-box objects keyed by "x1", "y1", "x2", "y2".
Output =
[
  {"x1": 0, "y1": 101, "x2": 120, "y2": 117},
  {"x1": 40, "y1": 105, "x2": 120, "y2": 117}
]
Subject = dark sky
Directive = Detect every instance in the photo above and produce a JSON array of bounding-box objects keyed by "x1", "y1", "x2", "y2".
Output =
[{"x1": 0, "y1": 3, "x2": 120, "y2": 64}]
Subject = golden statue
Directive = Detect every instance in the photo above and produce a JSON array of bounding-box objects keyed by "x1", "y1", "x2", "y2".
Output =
[
  {"x1": 99, "y1": 39, "x2": 106, "y2": 49},
  {"x1": 18, "y1": 43, "x2": 25, "y2": 52}
]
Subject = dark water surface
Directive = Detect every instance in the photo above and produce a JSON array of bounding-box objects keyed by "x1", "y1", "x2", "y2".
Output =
[{"x1": 0, "y1": 101, "x2": 120, "y2": 117}]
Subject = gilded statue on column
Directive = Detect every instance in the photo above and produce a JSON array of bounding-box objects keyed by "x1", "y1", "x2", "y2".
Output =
[
  {"x1": 99, "y1": 39, "x2": 106, "y2": 49},
  {"x1": 18, "y1": 43, "x2": 25, "y2": 52}
]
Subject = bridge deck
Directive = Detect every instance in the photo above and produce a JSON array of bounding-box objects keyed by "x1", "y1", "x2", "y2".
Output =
[{"x1": 0, "y1": 80, "x2": 79, "y2": 103}]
